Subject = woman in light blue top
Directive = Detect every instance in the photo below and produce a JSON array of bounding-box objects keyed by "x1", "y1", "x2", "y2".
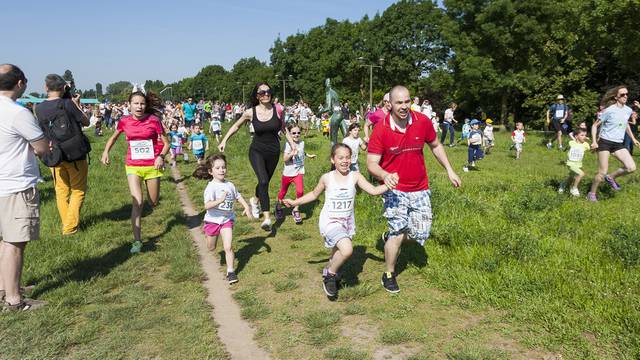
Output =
[{"x1": 587, "y1": 86, "x2": 640, "y2": 201}]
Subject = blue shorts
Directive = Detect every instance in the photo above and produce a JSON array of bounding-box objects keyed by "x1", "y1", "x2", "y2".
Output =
[{"x1": 382, "y1": 189, "x2": 432, "y2": 245}]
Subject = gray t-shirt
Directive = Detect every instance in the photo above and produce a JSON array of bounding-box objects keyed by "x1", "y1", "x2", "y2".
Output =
[
  {"x1": 600, "y1": 104, "x2": 632, "y2": 143},
  {"x1": 0, "y1": 96, "x2": 45, "y2": 196}
]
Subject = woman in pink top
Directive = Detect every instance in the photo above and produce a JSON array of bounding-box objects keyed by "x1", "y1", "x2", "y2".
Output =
[{"x1": 101, "y1": 91, "x2": 169, "y2": 253}]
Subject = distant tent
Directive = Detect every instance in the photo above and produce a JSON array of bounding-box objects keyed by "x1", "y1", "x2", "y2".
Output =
[{"x1": 17, "y1": 95, "x2": 100, "y2": 105}]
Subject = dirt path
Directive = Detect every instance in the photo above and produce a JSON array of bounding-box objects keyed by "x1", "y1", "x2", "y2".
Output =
[{"x1": 171, "y1": 167, "x2": 272, "y2": 360}]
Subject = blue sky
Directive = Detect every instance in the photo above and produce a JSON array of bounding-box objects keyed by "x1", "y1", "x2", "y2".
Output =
[{"x1": 3, "y1": 0, "x2": 397, "y2": 93}]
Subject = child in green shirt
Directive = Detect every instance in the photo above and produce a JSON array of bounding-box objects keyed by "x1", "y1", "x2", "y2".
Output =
[{"x1": 559, "y1": 128, "x2": 590, "y2": 196}]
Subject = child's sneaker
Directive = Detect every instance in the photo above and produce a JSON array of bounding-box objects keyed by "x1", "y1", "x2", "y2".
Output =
[
  {"x1": 570, "y1": 187, "x2": 580, "y2": 197},
  {"x1": 586, "y1": 192, "x2": 598, "y2": 202},
  {"x1": 227, "y1": 271, "x2": 238, "y2": 284},
  {"x1": 130, "y1": 240, "x2": 143, "y2": 254},
  {"x1": 260, "y1": 218, "x2": 272, "y2": 232},
  {"x1": 558, "y1": 186, "x2": 565, "y2": 194},
  {"x1": 292, "y1": 210, "x2": 302, "y2": 224},
  {"x1": 322, "y1": 272, "x2": 338, "y2": 297},
  {"x1": 546, "y1": 142, "x2": 553, "y2": 149},
  {"x1": 604, "y1": 175, "x2": 621, "y2": 191},
  {"x1": 381, "y1": 272, "x2": 400, "y2": 294},
  {"x1": 463, "y1": 166, "x2": 469, "y2": 172},
  {"x1": 275, "y1": 203, "x2": 284, "y2": 221}
]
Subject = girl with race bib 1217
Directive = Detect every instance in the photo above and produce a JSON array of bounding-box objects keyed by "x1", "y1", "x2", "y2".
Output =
[
  {"x1": 283, "y1": 144, "x2": 391, "y2": 299},
  {"x1": 193, "y1": 154, "x2": 253, "y2": 284},
  {"x1": 101, "y1": 91, "x2": 169, "y2": 253}
]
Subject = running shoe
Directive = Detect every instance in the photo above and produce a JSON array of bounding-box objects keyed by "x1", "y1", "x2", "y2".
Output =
[
  {"x1": 558, "y1": 186, "x2": 565, "y2": 194},
  {"x1": 558, "y1": 145, "x2": 564, "y2": 151},
  {"x1": 323, "y1": 272, "x2": 338, "y2": 297},
  {"x1": 292, "y1": 209, "x2": 302, "y2": 224},
  {"x1": 275, "y1": 203, "x2": 284, "y2": 221},
  {"x1": 381, "y1": 272, "x2": 400, "y2": 294},
  {"x1": 546, "y1": 142, "x2": 553, "y2": 150},
  {"x1": 463, "y1": 166, "x2": 469, "y2": 172},
  {"x1": 250, "y1": 197, "x2": 261, "y2": 218},
  {"x1": 130, "y1": 240, "x2": 143, "y2": 254},
  {"x1": 227, "y1": 271, "x2": 239, "y2": 284},
  {"x1": 570, "y1": 187, "x2": 580, "y2": 197},
  {"x1": 261, "y1": 218, "x2": 272, "y2": 232},
  {"x1": 604, "y1": 175, "x2": 621, "y2": 191},
  {"x1": 586, "y1": 192, "x2": 598, "y2": 202}
]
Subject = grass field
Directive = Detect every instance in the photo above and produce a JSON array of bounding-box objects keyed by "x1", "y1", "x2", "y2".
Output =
[
  {"x1": 0, "y1": 133, "x2": 229, "y2": 360},
  {"x1": 177, "y1": 121, "x2": 639, "y2": 360}
]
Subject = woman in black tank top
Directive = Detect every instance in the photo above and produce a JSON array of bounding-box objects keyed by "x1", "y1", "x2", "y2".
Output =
[{"x1": 218, "y1": 82, "x2": 296, "y2": 231}]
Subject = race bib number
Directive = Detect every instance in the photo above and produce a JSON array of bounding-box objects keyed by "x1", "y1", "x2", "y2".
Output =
[
  {"x1": 470, "y1": 133, "x2": 482, "y2": 143},
  {"x1": 217, "y1": 200, "x2": 234, "y2": 211},
  {"x1": 568, "y1": 147, "x2": 584, "y2": 162},
  {"x1": 130, "y1": 140, "x2": 154, "y2": 160},
  {"x1": 192, "y1": 140, "x2": 204, "y2": 151},
  {"x1": 333, "y1": 106, "x2": 342, "y2": 112},
  {"x1": 171, "y1": 135, "x2": 181, "y2": 146},
  {"x1": 329, "y1": 198, "x2": 354, "y2": 217},
  {"x1": 555, "y1": 109, "x2": 565, "y2": 119}
]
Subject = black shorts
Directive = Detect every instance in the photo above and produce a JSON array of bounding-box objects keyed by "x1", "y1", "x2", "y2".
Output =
[
  {"x1": 597, "y1": 138, "x2": 626, "y2": 153},
  {"x1": 550, "y1": 119, "x2": 563, "y2": 132}
]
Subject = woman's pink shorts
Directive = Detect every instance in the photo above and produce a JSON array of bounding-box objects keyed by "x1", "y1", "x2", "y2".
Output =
[{"x1": 203, "y1": 220, "x2": 234, "y2": 236}]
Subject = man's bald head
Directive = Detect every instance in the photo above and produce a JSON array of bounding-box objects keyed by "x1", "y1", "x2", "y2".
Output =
[
  {"x1": 389, "y1": 85, "x2": 410, "y2": 102},
  {"x1": 0, "y1": 64, "x2": 26, "y2": 92}
]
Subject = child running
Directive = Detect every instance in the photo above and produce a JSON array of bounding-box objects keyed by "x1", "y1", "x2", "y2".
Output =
[
  {"x1": 559, "y1": 128, "x2": 590, "y2": 196},
  {"x1": 178, "y1": 123, "x2": 189, "y2": 161},
  {"x1": 483, "y1": 118, "x2": 495, "y2": 154},
  {"x1": 193, "y1": 154, "x2": 253, "y2": 284},
  {"x1": 275, "y1": 124, "x2": 316, "y2": 224},
  {"x1": 188, "y1": 124, "x2": 209, "y2": 164},
  {"x1": 512, "y1": 121, "x2": 526, "y2": 160},
  {"x1": 168, "y1": 124, "x2": 183, "y2": 167},
  {"x1": 342, "y1": 123, "x2": 368, "y2": 172},
  {"x1": 210, "y1": 116, "x2": 222, "y2": 143},
  {"x1": 283, "y1": 144, "x2": 391, "y2": 298},
  {"x1": 463, "y1": 119, "x2": 483, "y2": 171}
]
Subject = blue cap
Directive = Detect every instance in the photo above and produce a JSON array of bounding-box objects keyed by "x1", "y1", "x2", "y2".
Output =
[{"x1": 470, "y1": 119, "x2": 480, "y2": 125}]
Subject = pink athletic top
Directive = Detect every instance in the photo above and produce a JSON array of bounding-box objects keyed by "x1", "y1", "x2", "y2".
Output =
[{"x1": 117, "y1": 114, "x2": 164, "y2": 166}]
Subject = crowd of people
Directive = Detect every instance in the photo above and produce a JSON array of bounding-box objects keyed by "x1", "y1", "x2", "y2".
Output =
[{"x1": 1, "y1": 62, "x2": 639, "y2": 310}]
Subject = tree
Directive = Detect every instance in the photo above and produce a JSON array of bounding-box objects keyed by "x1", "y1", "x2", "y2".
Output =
[
  {"x1": 96, "y1": 83, "x2": 103, "y2": 99},
  {"x1": 105, "y1": 81, "x2": 133, "y2": 103}
]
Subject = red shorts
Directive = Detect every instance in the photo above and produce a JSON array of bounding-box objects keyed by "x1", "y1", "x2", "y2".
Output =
[{"x1": 203, "y1": 220, "x2": 234, "y2": 236}]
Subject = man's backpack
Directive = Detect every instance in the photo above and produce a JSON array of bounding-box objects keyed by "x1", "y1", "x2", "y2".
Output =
[{"x1": 34, "y1": 100, "x2": 91, "y2": 167}]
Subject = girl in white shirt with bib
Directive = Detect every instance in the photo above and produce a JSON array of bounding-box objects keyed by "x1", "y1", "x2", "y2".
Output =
[
  {"x1": 193, "y1": 154, "x2": 253, "y2": 284},
  {"x1": 283, "y1": 144, "x2": 390, "y2": 298}
]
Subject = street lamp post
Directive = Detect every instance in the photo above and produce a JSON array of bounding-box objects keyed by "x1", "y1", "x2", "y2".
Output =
[
  {"x1": 237, "y1": 81, "x2": 250, "y2": 104},
  {"x1": 358, "y1": 57, "x2": 384, "y2": 108},
  {"x1": 275, "y1": 74, "x2": 293, "y2": 106}
]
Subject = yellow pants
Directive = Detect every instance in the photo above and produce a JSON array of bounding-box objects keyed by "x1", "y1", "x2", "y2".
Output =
[{"x1": 51, "y1": 160, "x2": 88, "y2": 234}]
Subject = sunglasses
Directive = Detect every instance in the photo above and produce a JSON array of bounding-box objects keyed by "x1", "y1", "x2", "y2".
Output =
[
  {"x1": 291, "y1": 131, "x2": 300, "y2": 135},
  {"x1": 619, "y1": 93, "x2": 629, "y2": 97},
  {"x1": 257, "y1": 89, "x2": 273, "y2": 96}
]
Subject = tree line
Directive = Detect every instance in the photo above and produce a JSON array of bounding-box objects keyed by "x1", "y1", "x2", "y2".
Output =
[{"x1": 75, "y1": 0, "x2": 638, "y2": 128}]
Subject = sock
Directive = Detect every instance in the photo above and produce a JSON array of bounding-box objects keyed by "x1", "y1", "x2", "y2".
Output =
[{"x1": 227, "y1": 267, "x2": 234, "y2": 273}]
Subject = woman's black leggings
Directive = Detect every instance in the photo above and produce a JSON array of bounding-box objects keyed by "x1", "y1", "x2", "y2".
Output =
[{"x1": 249, "y1": 147, "x2": 280, "y2": 212}]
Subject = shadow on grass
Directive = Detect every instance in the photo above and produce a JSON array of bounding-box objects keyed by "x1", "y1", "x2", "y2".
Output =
[
  {"x1": 234, "y1": 236, "x2": 272, "y2": 275},
  {"x1": 306, "y1": 245, "x2": 384, "y2": 286},
  {"x1": 30, "y1": 242, "x2": 132, "y2": 298},
  {"x1": 375, "y1": 237, "x2": 429, "y2": 276}
]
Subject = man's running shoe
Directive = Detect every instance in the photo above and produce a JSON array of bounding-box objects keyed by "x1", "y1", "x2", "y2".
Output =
[
  {"x1": 261, "y1": 218, "x2": 272, "y2": 232},
  {"x1": 381, "y1": 272, "x2": 400, "y2": 293},
  {"x1": 292, "y1": 209, "x2": 302, "y2": 224},
  {"x1": 323, "y1": 272, "x2": 338, "y2": 297},
  {"x1": 604, "y1": 175, "x2": 621, "y2": 191},
  {"x1": 250, "y1": 197, "x2": 261, "y2": 218},
  {"x1": 227, "y1": 271, "x2": 239, "y2": 284},
  {"x1": 586, "y1": 192, "x2": 598, "y2": 202},
  {"x1": 130, "y1": 240, "x2": 143, "y2": 254},
  {"x1": 570, "y1": 187, "x2": 580, "y2": 197},
  {"x1": 275, "y1": 203, "x2": 284, "y2": 221}
]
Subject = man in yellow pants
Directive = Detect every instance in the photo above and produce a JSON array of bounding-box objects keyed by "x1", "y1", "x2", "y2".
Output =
[{"x1": 35, "y1": 74, "x2": 90, "y2": 235}]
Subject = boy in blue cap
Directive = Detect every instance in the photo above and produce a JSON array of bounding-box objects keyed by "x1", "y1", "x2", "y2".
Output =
[{"x1": 463, "y1": 119, "x2": 484, "y2": 171}]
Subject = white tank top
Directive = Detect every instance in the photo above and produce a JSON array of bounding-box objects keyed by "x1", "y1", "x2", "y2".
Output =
[{"x1": 320, "y1": 171, "x2": 356, "y2": 220}]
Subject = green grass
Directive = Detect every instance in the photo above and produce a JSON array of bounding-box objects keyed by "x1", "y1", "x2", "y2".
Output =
[
  {"x1": 0, "y1": 131, "x2": 229, "y2": 359},
  {"x1": 176, "y1": 122, "x2": 640, "y2": 359}
]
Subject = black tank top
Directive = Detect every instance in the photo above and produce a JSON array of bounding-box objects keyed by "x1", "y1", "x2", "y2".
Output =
[{"x1": 250, "y1": 106, "x2": 281, "y2": 153}]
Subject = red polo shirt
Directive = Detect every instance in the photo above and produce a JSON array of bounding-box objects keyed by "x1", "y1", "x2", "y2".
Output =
[{"x1": 367, "y1": 110, "x2": 437, "y2": 192}]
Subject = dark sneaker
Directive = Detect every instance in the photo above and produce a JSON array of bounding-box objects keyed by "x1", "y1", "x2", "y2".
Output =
[
  {"x1": 130, "y1": 240, "x2": 143, "y2": 254},
  {"x1": 292, "y1": 210, "x2": 302, "y2": 224},
  {"x1": 604, "y1": 175, "x2": 621, "y2": 191},
  {"x1": 227, "y1": 271, "x2": 239, "y2": 284},
  {"x1": 381, "y1": 272, "x2": 400, "y2": 294},
  {"x1": 275, "y1": 203, "x2": 284, "y2": 221},
  {"x1": 2, "y1": 298, "x2": 47, "y2": 312},
  {"x1": 323, "y1": 273, "x2": 338, "y2": 297}
]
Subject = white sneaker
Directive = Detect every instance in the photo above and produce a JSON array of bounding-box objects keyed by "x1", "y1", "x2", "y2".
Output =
[
  {"x1": 569, "y1": 188, "x2": 580, "y2": 197},
  {"x1": 260, "y1": 218, "x2": 272, "y2": 232},
  {"x1": 558, "y1": 186, "x2": 565, "y2": 194},
  {"x1": 463, "y1": 166, "x2": 469, "y2": 172},
  {"x1": 250, "y1": 197, "x2": 261, "y2": 218}
]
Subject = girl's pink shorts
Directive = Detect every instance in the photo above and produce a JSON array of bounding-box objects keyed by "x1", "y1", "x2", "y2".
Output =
[{"x1": 203, "y1": 220, "x2": 234, "y2": 236}]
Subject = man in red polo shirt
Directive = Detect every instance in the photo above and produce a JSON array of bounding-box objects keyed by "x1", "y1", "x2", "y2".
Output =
[{"x1": 367, "y1": 85, "x2": 461, "y2": 293}]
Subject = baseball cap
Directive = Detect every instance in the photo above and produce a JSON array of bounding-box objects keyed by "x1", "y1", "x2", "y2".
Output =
[
  {"x1": 557, "y1": 94, "x2": 565, "y2": 100},
  {"x1": 470, "y1": 119, "x2": 480, "y2": 125},
  {"x1": 485, "y1": 119, "x2": 493, "y2": 124}
]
